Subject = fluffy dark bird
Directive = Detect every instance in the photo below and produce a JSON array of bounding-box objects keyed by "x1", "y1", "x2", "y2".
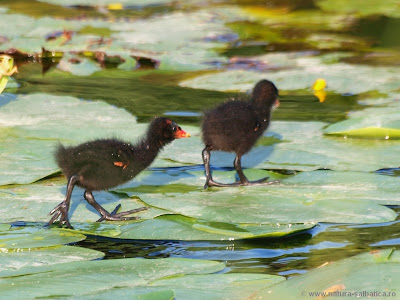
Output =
[
  {"x1": 49, "y1": 117, "x2": 190, "y2": 228},
  {"x1": 202, "y1": 79, "x2": 279, "y2": 188}
]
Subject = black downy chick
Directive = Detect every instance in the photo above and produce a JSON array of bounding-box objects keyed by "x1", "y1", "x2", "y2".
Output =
[
  {"x1": 49, "y1": 117, "x2": 190, "y2": 228},
  {"x1": 202, "y1": 79, "x2": 279, "y2": 188}
]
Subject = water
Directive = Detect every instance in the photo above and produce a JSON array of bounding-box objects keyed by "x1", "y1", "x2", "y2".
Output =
[
  {"x1": 3, "y1": 0, "x2": 400, "y2": 281},
  {"x1": 76, "y1": 206, "x2": 400, "y2": 277}
]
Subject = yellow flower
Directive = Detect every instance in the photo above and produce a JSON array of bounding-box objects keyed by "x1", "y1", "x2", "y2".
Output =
[
  {"x1": 312, "y1": 78, "x2": 327, "y2": 103},
  {"x1": 0, "y1": 55, "x2": 18, "y2": 94},
  {"x1": 0, "y1": 55, "x2": 17, "y2": 78}
]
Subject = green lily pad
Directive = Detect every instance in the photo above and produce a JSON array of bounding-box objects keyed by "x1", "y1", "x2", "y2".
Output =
[
  {"x1": 37, "y1": 0, "x2": 177, "y2": 7},
  {"x1": 258, "y1": 249, "x2": 400, "y2": 298},
  {"x1": 0, "y1": 7, "x2": 241, "y2": 72},
  {"x1": 324, "y1": 101, "x2": 400, "y2": 139},
  {"x1": 179, "y1": 53, "x2": 400, "y2": 94},
  {"x1": 84, "y1": 289, "x2": 176, "y2": 300},
  {"x1": 240, "y1": 6, "x2": 353, "y2": 32},
  {"x1": 153, "y1": 120, "x2": 400, "y2": 172},
  {"x1": 118, "y1": 214, "x2": 314, "y2": 241},
  {"x1": 0, "y1": 249, "x2": 288, "y2": 299},
  {"x1": 0, "y1": 175, "x2": 313, "y2": 240},
  {"x1": 0, "y1": 225, "x2": 86, "y2": 250},
  {"x1": 0, "y1": 257, "x2": 225, "y2": 299},
  {"x1": 136, "y1": 182, "x2": 395, "y2": 225},
  {"x1": 0, "y1": 177, "x2": 164, "y2": 225},
  {"x1": 149, "y1": 273, "x2": 285, "y2": 300},
  {"x1": 2, "y1": 167, "x2": 397, "y2": 240},
  {"x1": 282, "y1": 170, "x2": 400, "y2": 206},
  {"x1": 0, "y1": 224, "x2": 11, "y2": 231},
  {"x1": 57, "y1": 52, "x2": 102, "y2": 76},
  {"x1": 0, "y1": 245, "x2": 104, "y2": 278},
  {"x1": 317, "y1": 0, "x2": 400, "y2": 17}
]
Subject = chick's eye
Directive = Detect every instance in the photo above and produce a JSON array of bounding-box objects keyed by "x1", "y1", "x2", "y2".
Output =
[{"x1": 173, "y1": 127, "x2": 177, "y2": 132}]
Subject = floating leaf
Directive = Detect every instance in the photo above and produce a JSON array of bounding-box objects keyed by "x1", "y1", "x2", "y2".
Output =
[
  {"x1": 56, "y1": 52, "x2": 101, "y2": 76},
  {"x1": 149, "y1": 273, "x2": 285, "y2": 300},
  {"x1": 118, "y1": 215, "x2": 314, "y2": 241},
  {"x1": 37, "y1": 0, "x2": 178, "y2": 7},
  {"x1": 0, "y1": 177, "x2": 165, "y2": 225},
  {"x1": 179, "y1": 53, "x2": 400, "y2": 94},
  {"x1": 317, "y1": 0, "x2": 400, "y2": 17},
  {"x1": 258, "y1": 249, "x2": 400, "y2": 298},
  {"x1": 0, "y1": 246, "x2": 104, "y2": 278},
  {"x1": 324, "y1": 101, "x2": 400, "y2": 139},
  {"x1": 0, "y1": 257, "x2": 225, "y2": 299},
  {"x1": 156, "y1": 120, "x2": 400, "y2": 172},
  {"x1": 282, "y1": 170, "x2": 400, "y2": 206},
  {"x1": 136, "y1": 182, "x2": 396, "y2": 225},
  {"x1": 0, "y1": 176, "x2": 313, "y2": 240},
  {"x1": 0, "y1": 7, "x2": 242, "y2": 71},
  {"x1": 0, "y1": 225, "x2": 86, "y2": 250}
]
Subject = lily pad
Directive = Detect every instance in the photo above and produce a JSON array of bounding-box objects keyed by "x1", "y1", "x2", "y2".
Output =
[
  {"x1": 324, "y1": 100, "x2": 400, "y2": 139},
  {"x1": 37, "y1": 0, "x2": 178, "y2": 7},
  {"x1": 0, "y1": 224, "x2": 11, "y2": 231},
  {"x1": 0, "y1": 251, "x2": 288, "y2": 299},
  {"x1": 282, "y1": 170, "x2": 400, "y2": 206},
  {"x1": 258, "y1": 248, "x2": 400, "y2": 298},
  {"x1": 135, "y1": 183, "x2": 396, "y2": 225},
  {"x1": 0, "y1": 175, "x2": 313, "y2": 240},
  {"x1": 84, "y1": 289, "x2": 175, "y2": 300},
  {"x1": 109, "y1": 8, "x2": 240, "y2": 71},
  {"x1": 0, "y1": 257, "x2": 225, "y2": 299},
  {"x1": 0, "y1": 225, "x2": 86, "y2": 251},
  {"x1": 148, "y1": 273, "x2": 285, "y2": 300},
  {"x1": 118, "y1": 214, "x2": 314, "y2": 241},
  {"x1": 0, "y1": 245, "x2": 104, "y2": 278},
  {"x1": 156, "y1": 120, "x2": 400, "y2": 172},
  {"x1": 57, "y1": 52, "x2": 102, "y2": 76},
  {"x1": 317, "y1": 0, "x2": 400, "y2": 18},
  {"x1": 0, "y1": 177, "x2": 165, "y2": 225},
  {"x1": 0, "y1": 7, "x2": 242, "y2": 72},
  {"x1": 179, "y1": 53, "x2": 400, "y2": 94}
]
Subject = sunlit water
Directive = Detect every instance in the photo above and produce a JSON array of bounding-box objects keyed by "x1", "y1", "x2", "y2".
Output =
[
  {"x1": 73, "y1": 165, "x2": 400, "y2": 277},
  {"x1": 3, "y1": 0, "x2": 400, "y2": 280},
  {"x1": 75, "y1": 205, "x2": 400, "y2": 277}
]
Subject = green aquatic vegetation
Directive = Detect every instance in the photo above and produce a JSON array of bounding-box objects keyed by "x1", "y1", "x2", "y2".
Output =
[
  {"x1": 0, "y1": 246, "x2": 104, "y2": 278},
  {"x1": 258, "y1": 249, "x2": 400, "y2": 298},
  {"x1": 0, "y1": 225, "x2": 86, "y2": 251},
  {"x1": 15, "y1": 67, "x2": 231, "y2": 122},
  {"x1": 118, "y1": 214, "x2": 314, "y2": 241},
  {"x1": 0, "y1": 1, "x2": 400, "y2": 297},
  {"x1": 179, "y1": 53, "x2": 400, "y2": 94},
  {"x1": 133, "y1": 183, "x2": 395, "y2": 225},
  {"x1": 0, "y1": 7, "x2": 242, "y2": 72},
  {"x1": 317, "y1": 0, "x2": 400, "y2": 17},
  {"x1": 0, "y1": 93, "x2": 147, "y2": 185},
  {"x1": 0, "y1": 257, "x2": 226, "y2": 298},
  {"x1": 324, "y1": 99, "x2": 400, "y2": 139}
]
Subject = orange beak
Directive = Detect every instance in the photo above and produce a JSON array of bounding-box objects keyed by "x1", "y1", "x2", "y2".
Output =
[
  {"x1": 273, "y1": 98, "x2": 280, "y2": 109},
  {"x1": 175, "y1": 129, "x2": 191, "y2": 138}
]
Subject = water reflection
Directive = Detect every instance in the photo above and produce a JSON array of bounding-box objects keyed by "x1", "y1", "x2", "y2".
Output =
[{"x1": 76, "y1": 207, "x2": 400, "y2": 278}]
